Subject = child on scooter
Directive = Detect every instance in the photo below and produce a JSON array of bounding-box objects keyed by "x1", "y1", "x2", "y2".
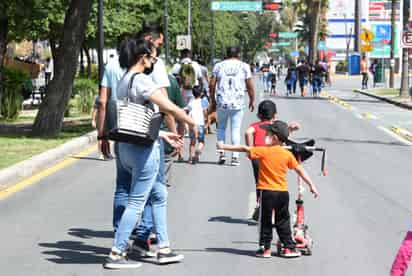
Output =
[
  {"x1": 245, "y1": 100, "x2": 299, "y2": 221},
  {"x1": 217, "y1": 120, "x2": 319, "y2": 258}
]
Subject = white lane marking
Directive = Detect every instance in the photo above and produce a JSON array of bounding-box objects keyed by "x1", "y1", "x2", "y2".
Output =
[{"x1": 378, "y1": 126, "x2": 412, "y2": 146}]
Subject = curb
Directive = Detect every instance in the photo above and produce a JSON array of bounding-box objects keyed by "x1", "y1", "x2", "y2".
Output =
[
  {"x1": 0, "y1": 130, "x2": 97, "y2": 190},
  {"x1": 354, "y1": 89, "x2": 412, "y2": 111}
]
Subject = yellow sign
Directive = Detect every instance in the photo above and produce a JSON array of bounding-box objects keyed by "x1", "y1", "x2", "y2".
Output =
[
  {"x1": 361, "y1": 44, "x2": 374, "y2": 53},
  {"x1": 361, "y1": 29, "x2": 374, "y2": 42}
]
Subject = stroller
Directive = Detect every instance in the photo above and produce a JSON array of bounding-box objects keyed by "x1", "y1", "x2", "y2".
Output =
[{"x1": 276, "y1": 139, "x2": 327, "y2": 256}]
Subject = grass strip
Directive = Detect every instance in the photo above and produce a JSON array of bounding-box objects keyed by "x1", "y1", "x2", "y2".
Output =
[{"x1": 0, "y1": 123, "x2": 94, "y2": 170}]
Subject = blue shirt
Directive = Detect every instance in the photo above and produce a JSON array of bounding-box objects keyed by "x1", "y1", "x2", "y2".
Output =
[
  {"x1": 100, "y1": 57, "x2": 125, "y2": 132},
  {"x1": 101, "y1": 58, "x2": 125, "y2": 100}
]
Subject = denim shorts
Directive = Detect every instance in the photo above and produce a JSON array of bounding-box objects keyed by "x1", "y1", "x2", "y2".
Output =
[{"x1": 190, "y1": 125, "x2": 205, "y2": 143}]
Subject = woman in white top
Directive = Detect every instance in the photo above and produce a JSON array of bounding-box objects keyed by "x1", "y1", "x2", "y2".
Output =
[{"x1": 104, "y1": 36, "x2": 196, "y2": 269}]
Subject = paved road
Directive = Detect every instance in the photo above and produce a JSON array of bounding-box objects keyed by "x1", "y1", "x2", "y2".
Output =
[{"x1": 1, "y1": 77, "x2": 412, "y2": 276}]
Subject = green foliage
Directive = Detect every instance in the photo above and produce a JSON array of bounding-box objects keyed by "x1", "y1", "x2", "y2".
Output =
[
  {"x1": 1, "y1": 68, "x2": 29, "y2": 120},
  {"x1": 72, "y1": 78, "x2": 97, "y2": 114}
]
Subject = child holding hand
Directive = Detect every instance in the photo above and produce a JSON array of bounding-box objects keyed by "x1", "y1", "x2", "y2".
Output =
[{"x1": 217, "y1": 120, "x2": 318, "y2": 258}]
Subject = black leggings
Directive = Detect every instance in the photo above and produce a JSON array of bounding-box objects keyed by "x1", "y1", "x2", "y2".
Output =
[
  {"x1": 362, "y1": 72, "x2": 368, "y2": 87},
  {"x1": 251, "y1": 160, "x2": 260, "y2": 200},
  {"x1": 259, "y1": 190, "x2": 295, "y2": 250}
]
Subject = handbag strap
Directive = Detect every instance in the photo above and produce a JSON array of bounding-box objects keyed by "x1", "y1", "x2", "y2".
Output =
[
  {"x1": 126, "y1": 72, "x2": 140, "y2": 102},
  {"x1": 126, "y1": 72, "x2": 154, "y2": 111}
]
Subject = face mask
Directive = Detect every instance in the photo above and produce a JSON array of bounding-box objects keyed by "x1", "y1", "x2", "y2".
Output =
[
  {"x1": 265, "y1": 136, "x2": 273, "y2": 145},
  {"x1": 143, "y1": 62, "x2": 154, "y2": 75}
]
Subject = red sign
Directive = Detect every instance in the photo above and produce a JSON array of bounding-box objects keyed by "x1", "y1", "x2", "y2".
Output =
[
  {"x1": 264, "y1": 3, "x2": 281, "y2": 10},
  {"x1": 402, "y1": 31, "x2": 412, "y2": 48},
  {"x1": 269, "y1": 33, "x2": 277, "y2": 38},
  {"x1": 369, "y1": 2, "x2": 384, "y2": 11}
]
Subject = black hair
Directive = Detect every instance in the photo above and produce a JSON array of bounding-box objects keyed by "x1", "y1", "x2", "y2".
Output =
[
  {"x1": 138, "y1": 22, "x2": 163, "y2": 39},
  {"x1": 227, "y1": 46, "x2": 240, "y2": 58},
  {"x1": 257, "y1": 100, "x2": 277, "y2": 120},
  {"x1": 181, "y1": 48, "x2": 192, "y2": 58},
  {"x1": 192, "y1": 86, "x2": 202, "y2": 98},
  {"x1": 118, "y1": 35, "x2": 153, "y2": 69}
]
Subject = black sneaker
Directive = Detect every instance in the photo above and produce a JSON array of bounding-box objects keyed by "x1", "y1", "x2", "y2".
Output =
[
  {"x1": 132, "y1": 239, "x2": 156, "y2": 258},
  {"x1": 157, "y1": 248, "x2": 184, "y2": 264},
  {"x1": 103, "y1": 251, "x2": 142, "y2": 269},
  {"x1": 218, "y1": 154, "x2": 226, "y2": 165}
]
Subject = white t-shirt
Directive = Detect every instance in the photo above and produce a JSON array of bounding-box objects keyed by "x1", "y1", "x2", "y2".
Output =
[
  {"x1": 171, "y1": 58, "x2": 202, "y2": 86},
  {"x1": 150, "y1": 58, "x2": 170, "y2": 89},
  {"x1": 186, "y1": 98, "x2": 209, "y2": 126},
  {"x1": 117, "y1": 72, "x2": 158, "y2": 106},
  {"x1": 212, "y1": 59, "x2": 252, "y2": 110}
]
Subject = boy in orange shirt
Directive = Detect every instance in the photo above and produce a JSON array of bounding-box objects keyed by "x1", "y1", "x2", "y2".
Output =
[{"x1": 217, "y1": 120, "x2": 319, "y2": 258}]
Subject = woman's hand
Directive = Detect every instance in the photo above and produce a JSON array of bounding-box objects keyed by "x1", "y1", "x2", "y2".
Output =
[{"x1": 159, "y1": 131, "x2": 184, "y2": 149}]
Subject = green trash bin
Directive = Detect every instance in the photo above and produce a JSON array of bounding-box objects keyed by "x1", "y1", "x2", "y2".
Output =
[{"x1": 374, "y1": 59, "x2": 385, "y2": 84}]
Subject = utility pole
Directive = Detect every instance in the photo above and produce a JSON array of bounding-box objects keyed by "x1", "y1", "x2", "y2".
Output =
[
  {"x1": 97, "y1": 0, "x2": 104, "y2": 83},
  {"x1": 354, "y1": 0, "x2": 361, "y2": 53},
  {"x1": 389, "y1": 0, "x2": 397, "y2": 88},
  {"x1": 400, "y1": 0, "x2": 410, "y2": 97},
  {"x1": 188, "y1": 0, "x2": 192, "y2": 49},
  {"x1": 164, "y1": 0, "x2": 170, "y2": 64},
  {"x1": 211, "y1": 7, "x2": 215, "y2": 68}
]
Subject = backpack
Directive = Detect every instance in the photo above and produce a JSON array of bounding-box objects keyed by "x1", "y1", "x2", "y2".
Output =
[{"x1": 179, "y1": 62, "x2": 196, "y2": 90}]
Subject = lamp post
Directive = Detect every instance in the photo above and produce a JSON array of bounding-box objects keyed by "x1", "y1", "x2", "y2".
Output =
[
  {"x1": 97, "y1": 0, "x2": 104, "y2": 82},
  {"x1": 164, "y1": 0, "x2": 170, "y2": 64}
]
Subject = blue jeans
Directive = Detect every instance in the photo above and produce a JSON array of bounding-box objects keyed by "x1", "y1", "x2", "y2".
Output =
[
  {"x1": 112, "y1": 141, "x2": 162, "y2": 252},
  {"x1": 134, "y1": 140, "x2": 170, "y2": 248},
  {"x1": 217, "y1": 108, "x2": 244, "y2": 159},
  {"x1": 312, "y1": 76, "x2": 322, "y2": 94}
]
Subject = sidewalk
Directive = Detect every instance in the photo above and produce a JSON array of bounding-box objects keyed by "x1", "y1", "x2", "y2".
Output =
[{"x1": 354, "y1": 88, "x2": 412, "y2": 110}]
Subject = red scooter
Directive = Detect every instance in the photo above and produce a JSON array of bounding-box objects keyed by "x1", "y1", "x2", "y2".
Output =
[{"x1": 277, "y1": 140, "x2": 327, "y2": 256}]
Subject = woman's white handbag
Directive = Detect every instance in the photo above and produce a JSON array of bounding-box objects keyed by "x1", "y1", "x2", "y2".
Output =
[{"x1": 108, "y1": 73, "x2": 163, "y2": 146}]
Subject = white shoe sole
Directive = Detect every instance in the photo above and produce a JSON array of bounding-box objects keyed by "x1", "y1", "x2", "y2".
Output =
[
  {"x1": 103, "y1": 262, "x2": 142, "y2": 269},
  {"x1": 157, "y1": 254, "x2": 184, "y2": 264}
]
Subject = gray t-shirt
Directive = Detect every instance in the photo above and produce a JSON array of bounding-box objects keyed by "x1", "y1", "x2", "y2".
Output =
[{"x1": 116, "y1": 72, "x2": 158, "y2": 105}]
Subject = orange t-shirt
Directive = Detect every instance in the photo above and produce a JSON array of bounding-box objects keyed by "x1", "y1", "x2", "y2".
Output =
[{"x1": 249, "y1": 146, "x2": 299, "y2": 192}]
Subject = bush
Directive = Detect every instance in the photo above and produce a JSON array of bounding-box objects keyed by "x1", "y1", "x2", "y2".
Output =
[
  {"x1": 1, "y1": 67, "x2": 29, "y2": 119},
  {"x1": 72, "y1": 78, "x2": 97, "y2": 114}
]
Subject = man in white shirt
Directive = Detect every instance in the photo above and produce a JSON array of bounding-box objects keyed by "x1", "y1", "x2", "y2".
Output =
[{"x1": 210, "y1": 46, "x2": 255, "y2": 166}]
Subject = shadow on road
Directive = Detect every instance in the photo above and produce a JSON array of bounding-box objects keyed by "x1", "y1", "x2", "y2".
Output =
[
  {"x1": 68, "y1": 228, "x2": 113, "y2": 239},
  {"x1": 205, "y1": 247, "x2": 257, "y2": 257},
  {"x1": 38, "y1": 241, "x2": 108, "y2": 264},
  {"x1": 208, "y1": 216, "x2": 257, "y2": 226},
  {"x1": 175, "y1": 160, "x2": 233, "y2": 167}
]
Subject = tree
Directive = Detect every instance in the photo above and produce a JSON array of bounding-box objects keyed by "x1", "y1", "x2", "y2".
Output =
[
  {"x1": 32, "y1": 0, "x2": 93, "y2": 136},
  {"x1": 0, "y1": 0, "x2": 40, "y2": 115}
]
